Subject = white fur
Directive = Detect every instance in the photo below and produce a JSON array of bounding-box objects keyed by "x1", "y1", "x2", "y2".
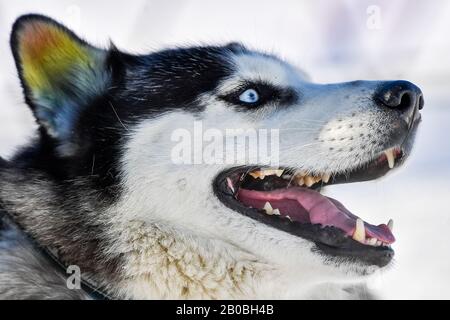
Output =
[{"x1": 100, "y1": 52, "x2": 391, "y2": 299}]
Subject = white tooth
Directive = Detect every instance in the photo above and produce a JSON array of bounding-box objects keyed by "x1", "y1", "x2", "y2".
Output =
[
  {"x1": 352, "y1": 219, "x2": 366, "y2": 243},
  {"x1": 376, "y1": 240, "x2": 383, "y2": 246},
  {"x1": 249, "y1": 171, "x2": 262, "y2": 179},
  {"x1": 296, "y1": 177, "x2": 305, "y2": 186},
  {"x1": 226, "y1": 178, "x2": 235, "y2": 194},
  {"x1": 305, "y1": 176, "x2": 315, "y2": 187},
  {"x1": 314, "y1": 176, "x2": 322, "y2": 183},
  {"x1": 275, "y1": 170, "x2": 283, "y2": 177},
  {"x1": 257, "y1": 169, "x2": 284, "y2": 177},
  {"x1": 322, "y1": 173, "x2": 331, "y2": 183},
  {"x1": 250, "y1": 169, "x2": 285, "y2": 179},
  {"x1": 273, "y1": 209, "x2": 281, "y2": 216},
  {"x1": 367, "y1": 238, "x2": 377, "y2": 246},
  {"x1": 285, "y1": 214, "x2": 291, "y2": 220},
  {"x1": 384, "y1": 149, "x2": 395, "y2": 169},
  {"x1": 387, "y1": 219, "x2": 394, "y2": 232},
  {"x1": 263, "y1": 202, "x2": 273, "y2": 215},
  {"x1": 296, "y1": 171, "x2": 307, "y2": 177}
]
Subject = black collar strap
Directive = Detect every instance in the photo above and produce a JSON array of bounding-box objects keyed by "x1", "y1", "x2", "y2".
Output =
[
  {"x1": 2, "y1": 213, "x2": 111, "y2": 300},
  {"x1": 38, "y1": 242, "x2": 112, "y2": 300}
]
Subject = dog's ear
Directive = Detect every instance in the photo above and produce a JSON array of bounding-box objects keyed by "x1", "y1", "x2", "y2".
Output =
[{"x1": 10, "y1": 14, "x2": 111, "y2": 140}]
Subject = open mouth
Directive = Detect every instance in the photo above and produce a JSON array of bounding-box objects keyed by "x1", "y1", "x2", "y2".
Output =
[{"x1": 213, "y1": 147, "x2": 405, "y2": 268}]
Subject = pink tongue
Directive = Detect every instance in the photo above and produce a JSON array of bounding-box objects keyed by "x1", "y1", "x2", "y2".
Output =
[{"x1": 237, "y1": 187, "x2": 395, "y2": 244}]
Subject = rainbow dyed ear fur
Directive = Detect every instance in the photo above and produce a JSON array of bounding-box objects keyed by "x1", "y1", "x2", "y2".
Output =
[{"x1": 10, "y1": 15, "x2": 111, "y2": 142}]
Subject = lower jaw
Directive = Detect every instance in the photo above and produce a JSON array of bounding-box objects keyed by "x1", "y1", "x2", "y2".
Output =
[
  {"x1": 216, "y1": 191, "x2": 394, "y2": 268},
  {"x1": 213, "y1": 158, "x2": 401, "y2": 268}
]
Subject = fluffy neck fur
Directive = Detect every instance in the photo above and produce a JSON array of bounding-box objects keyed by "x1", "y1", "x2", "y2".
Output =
[{"x1": 109, "y1": 220, "x2": 273, "y2": 299}]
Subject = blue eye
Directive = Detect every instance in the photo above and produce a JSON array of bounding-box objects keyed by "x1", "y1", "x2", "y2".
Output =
[{"x1": 239, "y1": 88, "x2": 259, "y2": 104}]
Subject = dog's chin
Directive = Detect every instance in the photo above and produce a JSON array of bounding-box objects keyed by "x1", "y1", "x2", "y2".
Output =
[{"x1": 213, "y1": 124, "x2": 419, "y2": 271}]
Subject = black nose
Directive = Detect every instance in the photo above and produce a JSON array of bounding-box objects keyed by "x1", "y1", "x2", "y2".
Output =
[{"x1": 375, "y1": 80, "x2": 424, "y2": 121}]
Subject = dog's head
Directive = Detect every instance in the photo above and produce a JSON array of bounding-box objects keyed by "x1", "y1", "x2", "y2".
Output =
[{"x1": 9, "y1": 15, "x2": 423, "y2": 293}]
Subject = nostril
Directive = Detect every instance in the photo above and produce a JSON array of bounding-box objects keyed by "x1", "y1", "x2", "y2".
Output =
[
  {"x1": 418, "y1": 95, "x2": 425, "y2": 110},
  {"x1": 397, "y1": 91, "x2": 413, "y2": 111},
  {"x1": 375, "y1": 80, "x2": 423, "y2": 113}
]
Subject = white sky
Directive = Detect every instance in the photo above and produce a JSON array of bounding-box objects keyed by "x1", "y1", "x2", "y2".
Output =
[{"x1": 0, "y1": 0, "x2": 449, "y2": 299}]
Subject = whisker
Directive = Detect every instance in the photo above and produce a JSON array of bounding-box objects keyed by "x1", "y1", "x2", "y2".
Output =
[
  {"x1": 289, "y1": 119, "x2": 327, "y2": 123},
  {"x1": 278, "y1": 128, "x2": 321, "y2": 132},
  {"x1": 91, "y1": 154, "x2": 95, "y2": 175},
  {"x1": 109, "y1": 101, "x2": 129, "y2": 131}
]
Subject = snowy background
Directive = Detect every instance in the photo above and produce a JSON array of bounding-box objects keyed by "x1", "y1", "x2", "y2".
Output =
[{"x1": 0, "y1": 0, "x2": 449, "y2": 299}]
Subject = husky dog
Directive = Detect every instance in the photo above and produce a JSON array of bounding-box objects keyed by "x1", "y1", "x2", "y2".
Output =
[{"x1": 0, "y1": 14, "x2": 423, "y2": 299}]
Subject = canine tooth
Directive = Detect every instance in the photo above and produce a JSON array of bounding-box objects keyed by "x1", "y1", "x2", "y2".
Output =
[
  {"x1": 285, "y1": 214, "x2": 291, "y2": 220},
  {"x1": 367, "y1": 238, "x2": 377, "y2": 246},
  {"x1": 352, "y1": 219, "x2": 366, "y2": 243},
  {"x1": 314, "y1": 176, "x2": 322, "y2": 183},
  {"x1": 273, "y1": 209, "x2": 281, "y2": 216},
  {"x1": 305, "y1": 176, "x2": 315, "y2": 187},
  {"x1": 376, "y1": 240, "x2": 383, "y2": 246},
  {"x1": 226, "y1": 178, "x2": 235, "y2": 194},
  {"x1": 322, "y1": 173, "x2": 331, "y2": 183},
  {"x1": 387, "y1": 219, "x2": 394, "y2": 232},
  {"x1": 263, "y1": 202, "x2": 273, "y2": 215},
  {"x1": 384, "y1": 149, "x2": 395, "y2": 169}
]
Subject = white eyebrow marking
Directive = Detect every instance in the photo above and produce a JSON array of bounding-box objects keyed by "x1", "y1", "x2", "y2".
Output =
[{"x1": 216, "y1": 52, "x2": 306, "y2": 95}]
